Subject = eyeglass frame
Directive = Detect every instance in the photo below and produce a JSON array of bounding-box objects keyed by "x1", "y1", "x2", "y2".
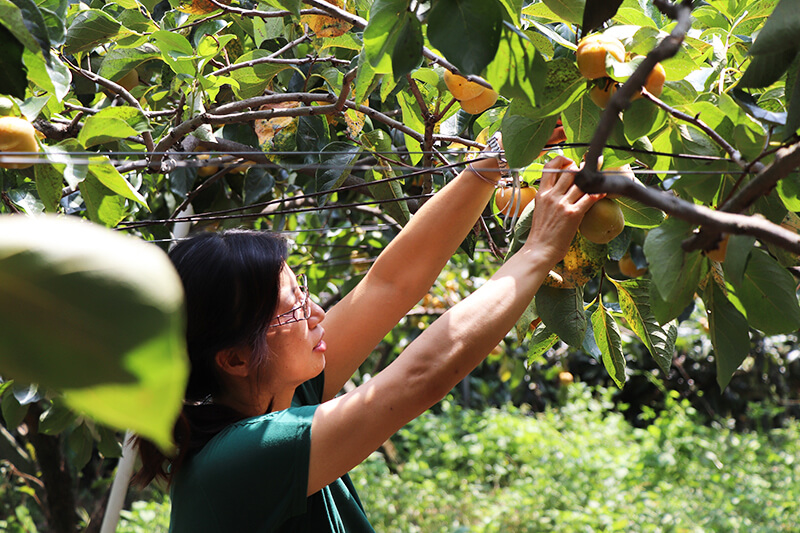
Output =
[{"x1": 268, "y1": 274, "x2": 311, "y2": 328}]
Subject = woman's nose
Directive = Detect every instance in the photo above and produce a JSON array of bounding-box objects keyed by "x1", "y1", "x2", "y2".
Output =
[{"x1": 308, "y1": 300, "x2": 325, "y2": 325}]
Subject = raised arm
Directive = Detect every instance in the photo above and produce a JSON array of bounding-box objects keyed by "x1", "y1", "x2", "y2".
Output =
[
  {"x1": 307, "y1": 157, "x2": 600, "y2": 495},
  {"x1": 319, "y1": 153, "x2": 504, "y2": 400}
]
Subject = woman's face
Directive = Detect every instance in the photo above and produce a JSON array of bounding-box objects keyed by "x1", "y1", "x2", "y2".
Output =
[{"x1": 263, "y1": 265, "x2": 327, "y2": 389}]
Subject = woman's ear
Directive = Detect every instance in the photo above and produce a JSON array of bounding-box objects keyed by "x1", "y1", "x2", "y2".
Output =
[{"x1": 215, "y1": 347, "x2": 251, "y2": 377}]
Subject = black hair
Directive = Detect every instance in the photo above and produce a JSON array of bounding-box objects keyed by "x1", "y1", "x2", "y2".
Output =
[{"x1": 132, "y1": 229, "x2": 288, "y2": 487}]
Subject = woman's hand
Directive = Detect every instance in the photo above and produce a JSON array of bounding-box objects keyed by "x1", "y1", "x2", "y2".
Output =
[{"x1": 523, "y1": 155, "x2": 602, "y2": 265}]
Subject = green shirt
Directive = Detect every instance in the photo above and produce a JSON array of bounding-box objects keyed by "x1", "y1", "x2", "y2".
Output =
[{"x1": 169, "y1": 374, "x2": 375, "y2": 532}]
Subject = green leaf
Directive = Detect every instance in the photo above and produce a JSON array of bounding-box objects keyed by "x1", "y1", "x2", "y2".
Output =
[
  {"x1": 0, "y1": 25, "x2": 27, "y2": 99},
  {"x1": 88, "y1": 157, "x2": 148, "y2": 209},
  {"x1": 704, "y1": 280, "x2": 750, "y2": 390},
  {"x1": 735, "y1": 248, "x2": 800, "y2": 335},
  {"x1": 582, "y1": 0, "x2": 623, "y2": 34},
  {"x1": 315, "y1": 142, "x2": 361, "y2": 206},
  {"x1": 526, "y1": 321, "x2": 559, "y2": 365},
  {"x1": 612, "y1": 277, "x2": 676, "y2": 374},
  {"x1": 97, "y1": 44, "x2": 159, "y2": 82},
  {"x1": 78, "y1": 116, "x2": 139, "y2": 148},
  {"x1": 498, "y1": 0, "x2": 524, "y2": 25},
  {"x1": 786, "y1": 60, "x2": 800, "y2": 137},
  {"x1": 67, "y1": 422, "x2": 93, "y2": 471},
  {"x1": 747, "y1": 0, "x2": 800, "y2": 55},
  {"x1": 739, "y1": 47, "x2": 798, "y2": 88},
  {"x1": 39, "y1": 397, "x2": 76, "y2": 435},
  {"x1": 273, "y1": 0, "x2": 300, "y2": 17},
  {"x1": 514, "y1": 298, "x2": 538, "y2": 344},
  {"x1": 392, "y1": 13, "x2": 423, "y2": 81},
  {"x1": 427, "y1": 0, "x2": 503, "y2": 75},
  {"x1": 776, "y1": 172, "x2": 800, "y2": 211},
  {"x1": 1, "y1": 390, "x2": 27, "y2": 430},
  {"x1": 722, "y1": 234, "x2": 757, "y2": 287},
  {"x1": 22, "y1": 48, "x2": 71, "y2": 102},
  {"x1": 643, "y1": 217, "x2": 704, "y2": 301},
  {"x1": 96, "y1": 424, "x2": 122, "y2": 459},
  {"x1": 4, "y1": 0, "x2": 50, "y2": 59},
  {"x1": 561, "y1": 92, "x2": 601, "y2": 161},
  {"x1": 536, "y1": 284, "x2": 586, "y2": 348},
  {"x1": 501, "y1": 103, "x2": 558, "y2": 169},
  {"x1": 615, "y1": 196, "x2": 665, "y2": 228},
  {"x1": 63, "y1": 9, "x2": 121, "y2": 54},
  {"x1": 591, "y1": 301, "x2": 625, "y2": 387},
  {"x1": 34, "y1": 163, "x2": 63, "y2": 213},
  {"x1": 363, "y1": 0, "x2": 408, "y2": 70},
  {"x1": 229, "y1": 51, "x2": 295, "y2": 99},
  {"x1": 525, "y1": 58, "x2": 585, "y2": 119},
  {"x1": 0, "y1": 215, "x2": 188, "y2": 451},
  {"x1": 484, "y1": 27, "x2": 546, "y2": 107},
  {"x1": 79, "y1": 175, "x2": 128, "y2": 227},
  {"x1": 623, "y1": 98, "x2": 667, "y2": 142},
  {"x1": 361, "y1": 130, "x2": 410, "y2": 225},
  {"x1": 542, "y1": 0, "x2": 586, "y2": 24},
  {"x1": 151, "y1": 30, "x2": 196, "y2": 76}
]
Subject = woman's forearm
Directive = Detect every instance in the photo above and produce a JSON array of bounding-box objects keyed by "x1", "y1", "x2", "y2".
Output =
[{"x1": 366, "y1": 157, "x2": 502, "y2": 297}]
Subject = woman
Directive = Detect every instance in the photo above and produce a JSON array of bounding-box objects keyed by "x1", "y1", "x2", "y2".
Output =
[{"x1": 133, "y1": 144, "x2": 600, "y2": 532}]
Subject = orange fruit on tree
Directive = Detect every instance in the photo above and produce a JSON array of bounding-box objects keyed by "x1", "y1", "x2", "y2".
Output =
[
  {"x1": 195, "y1": 154, "x2": 219, "y2": 177},
  {"x1": 618, "y1": 252, "x2": 647, "y2": 278},
  {"x1": 0, "y1": 116, "x2": 40, "y2": 169},
  {"x1": 443, "y1": 70, "x2": 486, "y2": 101},
  {"x1": 631, "y1": 60, "x2": 666, "y2": 99},
  {"x1": 494, "y1": 185, "x2": 536, "y2": 215},
  {"x1": 537, "y1": 121, "x2": 567, "y2": 159},
  {"x1": 589, "y1": 78, "x2": 618, "y2": 109},
  {"x1": 705, "y1": 234, "x2": 729, "y2": 262},
  {"x1": 576, "y1": 34, "x2": 626, "y2": 80},
  {"x1": 460, "y1": 88, "x2": 499, "y2": 114},
  {"x1": 579, "y1": 198, "x2": 625, "y2": 244}
]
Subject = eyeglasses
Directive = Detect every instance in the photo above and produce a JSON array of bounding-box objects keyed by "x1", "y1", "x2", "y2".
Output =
[{"x1": 269, "y1": 274, "x2": 311, "y2": 328}]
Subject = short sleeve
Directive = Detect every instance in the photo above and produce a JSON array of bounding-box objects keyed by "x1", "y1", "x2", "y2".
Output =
[{"x1": 170, "y1": 405, "x2": 319, "y2": 532}]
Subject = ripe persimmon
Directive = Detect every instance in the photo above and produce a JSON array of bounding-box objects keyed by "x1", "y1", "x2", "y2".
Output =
[
  {"x1": 494, "y1": 186, "x2": 536, "y2": 216},
  {"x1": 577, "y1": 34, "x2": 626, "y2": 80},
  {"x1": 618, "y1": 253, "x2": 647, "y2": 278},
  {"x1": 579, "y1": 198, "x2": 625, "y2": 244},
  {"x1": 0, "y1": 116, "x2": 39, "y2": 169},
  {"x1": 705, "y1": 234, "x2": 729, "y2": 262},
  {"x1": 460, "y1": 88, "x2": 499, "y2": 115},
  {"x1": 443, "y1": 71, "x2": 486, "y2": 101},
  {"x1": 589, "y1": 79, "x2": 618, "y2": 109}
]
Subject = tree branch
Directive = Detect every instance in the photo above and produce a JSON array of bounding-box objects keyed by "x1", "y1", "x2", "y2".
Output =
[{"x1": 63, "y1": 57, "x2": 156, "y2": 154}]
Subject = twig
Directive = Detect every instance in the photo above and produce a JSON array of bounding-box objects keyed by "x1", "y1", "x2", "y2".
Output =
[
  {"x1": 641, "y1": 89, "x2": 762, "y2": 174},
  {"x1": 63, "y1": 57, "x2": 156, "y2": 154}
]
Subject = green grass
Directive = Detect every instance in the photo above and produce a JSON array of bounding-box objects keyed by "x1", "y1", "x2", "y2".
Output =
[{"x1": 118, "y1": 385, "x2": 800, "y2": 533}]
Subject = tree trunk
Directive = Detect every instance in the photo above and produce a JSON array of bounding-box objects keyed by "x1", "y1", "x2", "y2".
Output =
[{"x1": 26, "y1": 405, "x2": 79, "y2": 533}]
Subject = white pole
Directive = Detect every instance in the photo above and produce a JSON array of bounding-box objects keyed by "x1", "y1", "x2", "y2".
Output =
[{"x1": 100, "y1": 431, "x2": 136, "y2": 533}]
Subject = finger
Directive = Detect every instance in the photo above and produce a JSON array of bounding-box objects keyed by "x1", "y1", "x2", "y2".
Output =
[
  {"x1": 550, "y1": 162, "x2": 579, "y2": 195},
  {"x1": 573, "y1": 192, "x2": 605, "y2": 214},
  {"x1": 564, "y1": 182, "x2": 588, "y2": 204},
  {"x1": 540, "y1": 156, "x2": 575, "y2": 190}
]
